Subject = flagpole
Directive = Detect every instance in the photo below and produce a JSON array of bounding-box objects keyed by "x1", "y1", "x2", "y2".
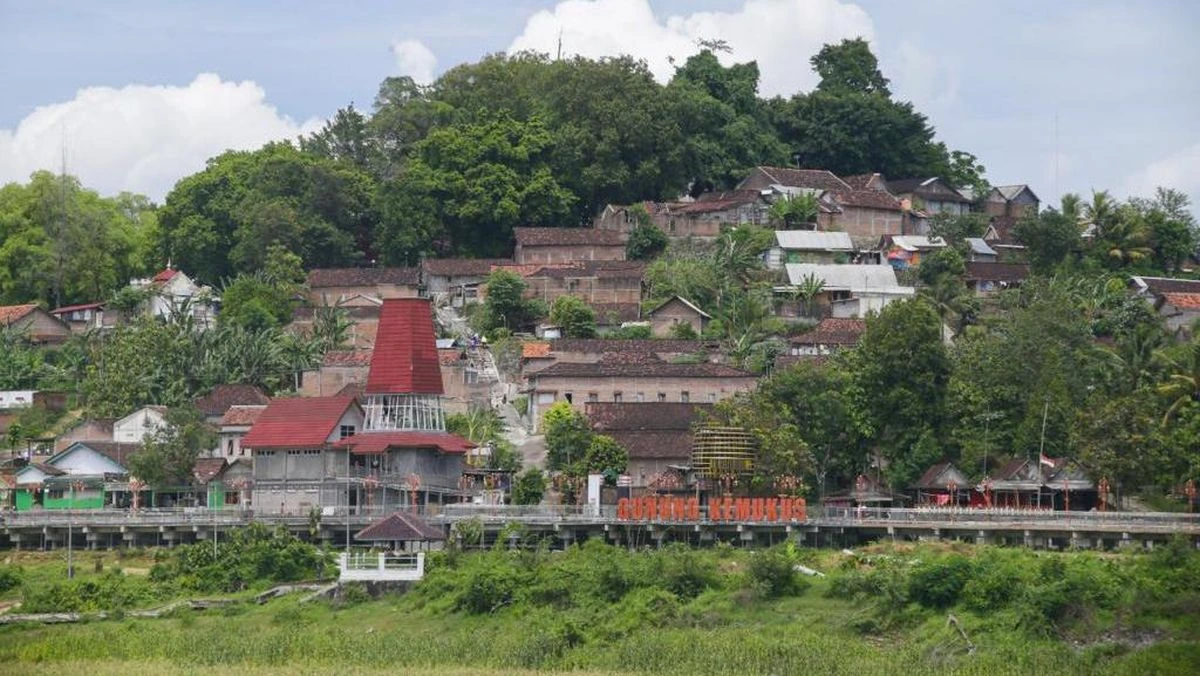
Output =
[{"x1": 1037, "y1": 401, "x2": 1048, "y2": 508}]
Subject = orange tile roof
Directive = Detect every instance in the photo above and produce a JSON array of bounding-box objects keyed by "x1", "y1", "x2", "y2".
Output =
[
  {"x1": 522, "y1": 341, "x2": 551, "y2": 359},
  {"x1": 0, "y1": 304, "x2": 37, "y2": 324},
  {"x1": 1162, "y1": 292, "x2": 1200, "y2": 309}
]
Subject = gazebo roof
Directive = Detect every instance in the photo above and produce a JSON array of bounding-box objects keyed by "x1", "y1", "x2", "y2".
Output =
[{"x1": 354, "y1": 512, "x2": 445, "y2": 542}]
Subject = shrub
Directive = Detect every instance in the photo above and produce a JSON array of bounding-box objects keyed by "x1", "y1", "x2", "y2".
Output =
[
  {"x1": 0, "y1": 565, "x2": 23, "y2": 593},
  {"x1": 456, "y1": 558, "x2": 525, "y2": 614},
  {"x1": 908, "y1": 555, "x2": 974, "y2": 608},
  {"x1": 748, "y1": 546, "x2": 808, "y2": 599}
]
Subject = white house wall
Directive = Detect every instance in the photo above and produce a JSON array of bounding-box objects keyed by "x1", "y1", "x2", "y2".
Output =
[
  {"x1": 113, "y1": 408, "x2": 167, "y2": 443},
  {"x1": 52, "y1": 446, "x2": 127, "y2": 475}
]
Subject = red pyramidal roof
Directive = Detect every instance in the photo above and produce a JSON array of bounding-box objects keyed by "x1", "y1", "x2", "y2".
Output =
[{"x1": 365, "y1": 298, "x2": 444, "y2": 395}]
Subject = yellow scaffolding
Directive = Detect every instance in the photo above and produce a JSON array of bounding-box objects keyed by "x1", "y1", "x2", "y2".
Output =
[{"x1": 691, "y1": 426, "x2": 757, "y2": 478}]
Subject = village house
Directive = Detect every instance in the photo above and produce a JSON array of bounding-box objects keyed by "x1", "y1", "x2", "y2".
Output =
[
  {"x1": 779, "y1": 263, "x2": 915, "y2": 318},
  {"x1": 964, "y1": 262, "x2": 1030, "y2": 295},
  {"x1": 587, "y1": 402, "x2": 713, "y2": 488},
  {"x1": 911, "y1": 461, "x2": 973, "y2": 506},
  {"x1": 786, "y1": 318, "x2": 867, "y2": 357},
  {"x1": 527, "y1": 352, "x2": 755, "y2": 430},
  {"x1": 982, "y1": 217, "x2": 1026, "y2": 258},
  {"x1": 0, "y1": 304, "x2": 72, "y2": 344},
  {"x1": 246, "y1": 299, "x2": 475, "y2": 514},
  {"x1": 306, "y1": 267, "x2": 422, "y2": 305},
  {"x1": 966, "y1": 238, "x2": 998, "y2": 262},
  {"x1": 520, "y1": 260, "x2": 645, "y2": 308},
  {"x1": 1130, "y1": 276, "x2": 1200, "y2": 334},
  {"x1": 988, "y1": 456, "x2": 1096, "y2": 510},
  {"x1": 354, "y1": 512, "x2": 446, "y2": 552},
  {"x1": 438, "y1": 346, "x2": 493, "y2": 414},
  {"x1": 737, "y1": 167, "x2": 905, "y2": 243},
  {"x1": 984, "y1": 185, "x2": 1040, "y2": 219},
  {"x1": 53, "y1": 418, "x2": 116, "y2": 453},
  {"x1": 194, "y1": 384, "x2": 269, "y2": 425},
  {"x1": 886, "y1": 177, "x2": 972, "y2": 217},
  {"x1": 113, "y1": 406, "x2": 169, "y2": 444},
  {"x1": 882, "y1": 235, "x2": 947, "y2": 269},
  {"x1": 291, "y1": 305, "x2": 381, "y2": 351},
  {"x1": 129, "y1": 266, "x2": 217, "y2": 328},
  {"x1": 215, "y1": 405, "x2": 266, "y2": 459},
  {"x1": 645, "y1": 296, "x2": 710, "y2": 338},
  {"x1": 540, "y1": 339, "x2": 724, "y2": 367},
  {"x1": 300, "y1": 349, "x2": 373, "y2": 397},
  {"x1": 512, "y1": 227, "x2": 627, "y2": 265},
  {"x1": 422, "y1": 258, "x2": 510, "y2": 304},
  {"x1": 12, "y1": 440, "x2": 142, "y2": 510},
  {"x1": 766, "y1": 230, "x2": 856, "y2": 268},
  {"x1": 48, "y1": 302, "x2": 119, "y2": 334}
]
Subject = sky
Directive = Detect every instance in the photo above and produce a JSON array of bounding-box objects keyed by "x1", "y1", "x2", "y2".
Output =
[{"x1": 1, "y1": 0, "x2": 1198, "y2": 211}]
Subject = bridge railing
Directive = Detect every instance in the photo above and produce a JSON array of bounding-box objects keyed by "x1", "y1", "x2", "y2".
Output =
[{"x1": 821, "y1": 506, "x2": 1200, "y2": 527}]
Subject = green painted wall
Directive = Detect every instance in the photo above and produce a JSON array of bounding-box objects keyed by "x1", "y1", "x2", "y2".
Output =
[
  {"x1": 207, "y1": 485, "x2": 225, "y2": 508},
  {"x1": 43, "y1": 489, "x2": 105, "y2": 510},
  {"x1": 15, "y1": 490, "x2": 34, "y2": 511}
]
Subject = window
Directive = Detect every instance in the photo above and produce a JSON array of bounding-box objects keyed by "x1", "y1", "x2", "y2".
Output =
[
  {"x1": 668, "y1": 219, "x2": 676, "y2": 233},
  {"x1": 707, "y1": 393, "x2": 717, "y2": 403},
  {"x1": 680, "y1": 391, "x2": 689, "y2": 403},
  {"x1": 613, "y1": 392, "x2": 623, "y2": 403},
  {"x1": 587, "y1": 392, "x2": 598, "y2": 403},
  {"x1": 464, "y1": 369, "x2": 479, "y2": 384},
  {"x1": 226, "y1": 440, "x2": 234, "y2": 456},
  {"x1": 657, "y1": 393, "x2": 667, "y2": 402},
  {"x1": 48, "y1": 489, "x2": 64, "y2": 500},
  {"x1": 567, "y1": 279, "x2": 579, "y2": 292},
  {"x1": 564, "y1": 392, "x2": 573, "y2": 404},
  {"x1": 635, "y1": 392, "x2": 644, "y2": 402},
  {"x1": 339, "y1": 425, "x2": 356, "y2": 440}
]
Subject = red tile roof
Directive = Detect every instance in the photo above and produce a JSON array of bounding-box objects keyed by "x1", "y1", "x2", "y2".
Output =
[
  {"x1": 438, "y1": 348, "x2": 466, "y2": 366},
  {"x1": 1138, "y1": 277, "x2": 1200, "y2": 294},
  {"x1": 587, "y1": 403, "x2": 713, "y2": 432},
  {"x1": 841, "y1": 173, "x2": 882, "y2": 190},
  {"x1": 835, "y1": 189, "x2": 902, "y2": 211},
  {"x1": 152, "y1": 268, "x2": 179, "y2": 283},
  {"x1": 790, "y1": 318, "x2": 867, "y2": 346},
  {"x1": 527, "y1": 260, "x2": 645, "y2": 279},
  {"x1": 1162, "y1": 292, "x2": 1200, "y2": 309},
  {"x1": 194, "y1": 384, "x2": 269, "y2": 417},
  {"x1": 220, "y1": 405, "x2": 267, "y2": 427},
  {"x1": 355, "y1": 512, "x2": 445, "y2": 542},
  {"x1": 192, "y1": 458, "x2": 228, "y2": 484},
  {"x1": 307, "y1": 267, "x2": 421, "y2": 288},
  {"x1": 550, "y1": 338, "x2": 715, "y2": 354},
  {"x1": 672, "y1": 190, "x2": 761, "y2": 214},
  {"x1": 514, "y1": 227, "x2": 626, "y2": 247},
  {"x1": 335, "y1": 431, "x2": 475, "y2": 455},
  {"x1": 241, "y1": 396, "x2": 358, "y2": 450},
  {"x1": 365, "y1": 298, "x2": 444, "y2": 395},
  {"x1": 522, "y1": 341, "x2": 552, "y2": 359},
  {"x1": 0, "y1": 304, "x2": 38, "y2": 325},
  {"x1": 591, "y1": 302, "x2": 642, "y2": 323},
  {"x1": 323, "y1": 350, "x2": 374, "y2": 367}
]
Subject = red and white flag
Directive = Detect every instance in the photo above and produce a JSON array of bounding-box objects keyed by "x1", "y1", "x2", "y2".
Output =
[{"x1": 1039, "y1": 453, "x2": 1055, "y2": 468}]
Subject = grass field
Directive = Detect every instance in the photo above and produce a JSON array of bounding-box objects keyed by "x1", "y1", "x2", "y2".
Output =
[{"x1": 1, "y1": 539, "x2": 1198, "y2": 674}]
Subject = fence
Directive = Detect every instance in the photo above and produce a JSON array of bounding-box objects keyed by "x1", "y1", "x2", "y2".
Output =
[{"x1": 338, "y1": 551, "x2": 425, "y2": 582}]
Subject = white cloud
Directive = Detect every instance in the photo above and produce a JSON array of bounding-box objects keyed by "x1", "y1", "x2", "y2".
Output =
[
  {"x1": 391, "y1": 39, "x2": 438, "y2": 84},
  {"x1": 0, "y1": 74, "x2": 322, "y2": 201},
  {"x1": 507, "y1": 0, "x2": 874, "y2": 97},
  {"x1": 889, "y1": 41, "x2": 958, "y2": 112},
  {"x1": 1123, "y1": 142, "x2": 1200, "y2": 209}
]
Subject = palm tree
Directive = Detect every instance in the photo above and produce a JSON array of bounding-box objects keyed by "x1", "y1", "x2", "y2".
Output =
[
  {"x1": 1084, "y1": 190, "x2": 1118, "y2": 227},
  {"x1": 790, "y1": 273, "x2": 826, "y2": 317},
  {"x1": 769, "y1": 194, "x2": 820, "y2": 229},
  {"x1": 919, "y1": 279, "x2": 978, "y2": 339},
  {"x1": 1104, "y1": 323, "x2": 1165, "y2": 393},
  {"x1": 1059, "y1": 193, "x2": 1084, "y2": 226},
  {"x1": 1159, "y1": 339, "x2": 1200, "y2": 423}
]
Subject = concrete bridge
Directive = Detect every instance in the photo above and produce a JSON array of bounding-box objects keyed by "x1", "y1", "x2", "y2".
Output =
[{"x1": 1, "y1": 505, "x2": 1197, "y2": 551}]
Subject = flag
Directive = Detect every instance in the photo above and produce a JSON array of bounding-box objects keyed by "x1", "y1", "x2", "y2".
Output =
[{"x1": 1039, "y1": 453, "x2": 1055, "y2": 468}]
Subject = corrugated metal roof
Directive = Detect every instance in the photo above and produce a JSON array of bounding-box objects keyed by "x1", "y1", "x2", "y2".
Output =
[
  {"x1": 966, "y1": 238, "x2": 997, "y2": 256},
  {"x1": 889, "y1": 236, "x2": 946, "y2": 252},
  {"x1": 775, "y1": 230, "x2": 854, "y2": 251},
  {"x1": 241, "y1": 396, "x2": 358, "y2": 449},
  {"x1": 784, "y1": 264, "x2": 900, "y2": 291},
  {"x1": 365, "y1": 298, "x2": 444, "y2": 395}
]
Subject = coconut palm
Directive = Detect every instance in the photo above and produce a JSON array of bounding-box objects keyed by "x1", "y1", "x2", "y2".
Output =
[
  {"x1": 1159, "y1": 339, "x2": 1200, "y2": 423},
  {"x1": 789, "y1": 273, "x2": 826, "y2": 317},
  {"x1": 768, "y1": 193, "x2": 820, "y2": 229}
]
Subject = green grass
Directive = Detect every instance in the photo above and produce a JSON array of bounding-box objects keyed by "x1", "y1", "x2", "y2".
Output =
[{"x1": 1, "y1": 541, "x2": 1198, "y2": 674}]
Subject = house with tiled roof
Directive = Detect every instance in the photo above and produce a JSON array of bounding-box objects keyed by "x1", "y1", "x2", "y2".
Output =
[
  {"x1": 513, "y1": 227, "x2": 627, "y2": 265},
  {"x1": 247, "y1": 299, "x2": 475, "y2": 514},
  {"x1": 422, "y1": 258, "x2": 512, "y2": 301},
  {"x1": 787, "y1": 318, "x2": 867, "y2": 357},
  {"x1": 49, "y1": 301, "x2": 117, "y2": 334},
  {"x1": 738, "y1": 166, "x2": 905, "y2": 242},
  {"x1": 528, "y1": 352, "x2": 755, "y2": 430},
  {"x1": 194, "y1": 384, "x2": 269, "y2": 424},
  {"x1": 984, "y1": 185, "x2": 1040, "y2": 219},
  {"x1": 587, "y1": 402, "x2": 714, "y2": 488},
  {"x1": 306, "y1": 267, "x2": 422, "y2": 306},
  {"x1": 215, "y1": 405, "x2": 267, "y2": 459},
  {"x1": 299, "y1": 349, "x2": 374, "y2": 397},
  {"x1": 887, "y1": 178, "x2": 972, "y2": 217},
  {"x1": 113, "y1": 406, "x2": 170, "y2": 444},
  {"x1": 645, "y1": 296, "x2": 709, "y2": 338},
  {"x1": 0, "y1": 304, "x2": 71, "y2": 344},
  {"x1": 1131, "y1": 276, "x2": 1200, "y2": 333},
  {"x1": 965, "y1": 262, "x2": 1030, "y2": 295},
  {"x1": 911, "y1": 461, "x2": 972, "y2": 506},
  {"x1": 128, "y1": 265, "x2": 216, "y2": 328},
  {"x1": 355, "y1": 512, "x2": 446, "y2": 552},
  {"x1": 522, "y1": 260, "x2": 645, "y2": 308}
]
